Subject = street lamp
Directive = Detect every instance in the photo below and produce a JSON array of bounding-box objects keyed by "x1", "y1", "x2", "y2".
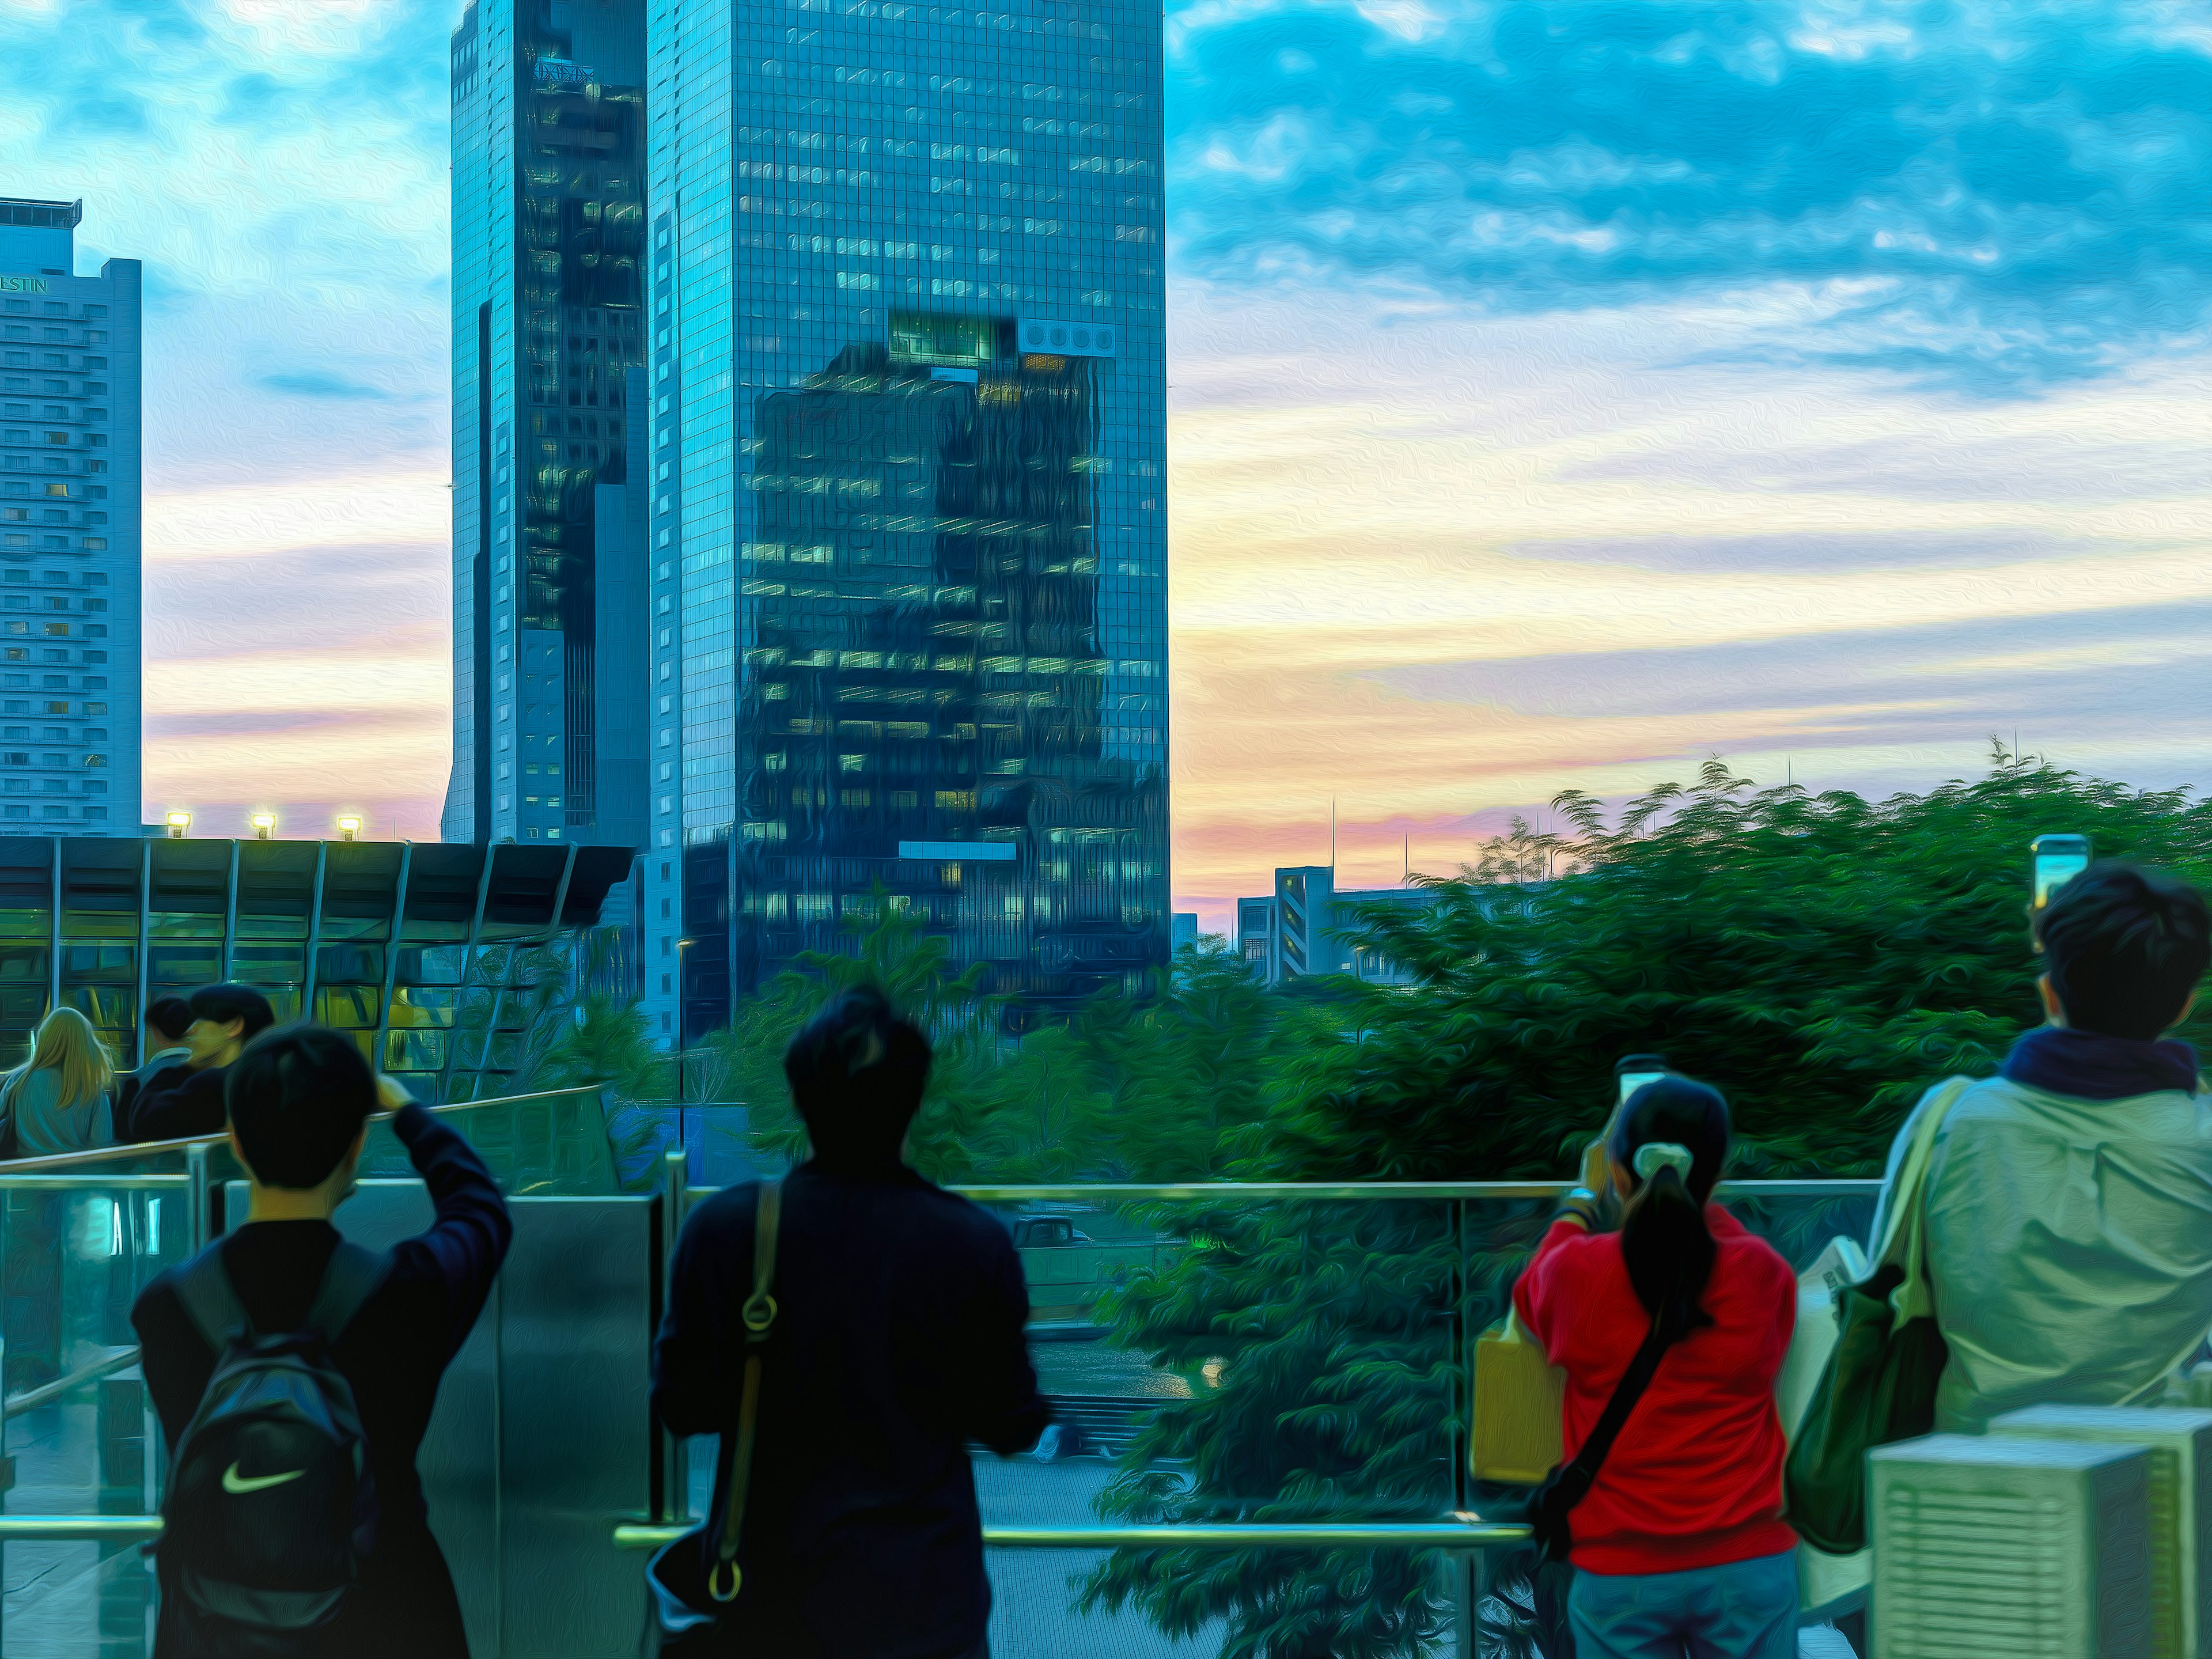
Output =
[
  {"x1": 335, "y1": 815, "x2": 362, "y2": 842},
  {"x1": 249, "y1": 812, "x2": 276, "y2": 841},
  {"x1": 163, "y1": 811, "x2": 191, "y2": 840}
]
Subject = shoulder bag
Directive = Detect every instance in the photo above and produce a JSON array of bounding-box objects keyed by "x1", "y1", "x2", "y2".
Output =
[
  {"x1": 643, "y1": 1178, "x2": 783, "y2": 1658},
  {"x1": 1783, "y1": 1077, "x2": 1971, "y2": 1556}
]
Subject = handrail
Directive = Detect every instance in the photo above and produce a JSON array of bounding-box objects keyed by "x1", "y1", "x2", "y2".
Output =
[
  {"x1": 944, "y1": 1179, "x2": 1881, "y2": 1202},
  {"x1": 3, "y1": 1346, "x2": 139, "y2": 1418},
  {"x1": 0, "y1": 1173, "x2": 188, "y2": 1191},
  {"x1": 0, "y1": 1084, "x2": 606, "y2": 1175},
  {"x1": 0, "y1": 1517, "x2": 162, "y2": 1541},
  {"x1": 0, "y1": 1515, "x2": 1537, "y2": 1551},
  {"x1": 612, "y1": 1520, "x2": 1532, "y2": 1551}
]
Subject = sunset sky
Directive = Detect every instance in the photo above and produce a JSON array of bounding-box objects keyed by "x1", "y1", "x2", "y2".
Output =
[{"x1": 4, "y1": 0, "x2": 2209, "y2": 935}]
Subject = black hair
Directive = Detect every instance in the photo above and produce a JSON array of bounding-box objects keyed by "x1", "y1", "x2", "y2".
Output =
[
  {"x1": 1605, "y1": 1075, "x2": 1731, "y2": 1339},
  {"x1": 783, "y1": 986, "x2": 932, "y2": 1164},
  {"x1": 225, "y1": 1023, "x2": 376, "y2": 1190},
  {"x1": 145, "y1": 996, "x2": 192, "y2": 1046},
  {"x1": 2039, "y1": 862, "x2": 2210, "y2": 1041},
  {"x1": 188, "y1": 982, "x2": 276, "y2": 1042}
]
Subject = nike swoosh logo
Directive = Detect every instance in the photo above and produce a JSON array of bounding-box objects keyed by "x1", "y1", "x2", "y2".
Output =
[{"x1": 222, "y1": 1462, "x2": 306, "y2": 1495}]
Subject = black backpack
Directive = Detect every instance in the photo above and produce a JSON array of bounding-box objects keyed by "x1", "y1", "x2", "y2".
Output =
[{"x1": 164, "y1": 1241, "x2": 388, "y2": 1652}]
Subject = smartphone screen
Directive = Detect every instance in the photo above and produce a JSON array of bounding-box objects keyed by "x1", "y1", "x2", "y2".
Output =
[
  {"x1": 2030, "y1": 835, "x2": 2092, "y2": 911},
  {"x1": 2032, "y1": 853, "x2": 2088, "y2": 909},
  {"x1": 1617, "y1": 1070, "x2": 1667, "y2": 1107}
]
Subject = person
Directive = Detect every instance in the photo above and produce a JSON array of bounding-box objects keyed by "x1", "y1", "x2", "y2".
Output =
[
  {"x1": 123, "y1": 982, "x2": 275, "y2": 1143},
  {"x1": 131, "y1": 1023, "x2": 512, "y2": 1657},
  {"x1": 0, "y1": 1006, "x2": 115, "y2": 1156},
  {"x1": 1512, "y1": 1076, "x2": 1798, "y2": 1659},
  {"x1": 113, "y1": 995, "x2": 192, "y2": 1131},
  {"x1": 652, "y1": 986, "x2": 1049, "y2": 1658},
  {"x1": 1894, "y1": 861, "x2": 2212, "y2": 1432}
]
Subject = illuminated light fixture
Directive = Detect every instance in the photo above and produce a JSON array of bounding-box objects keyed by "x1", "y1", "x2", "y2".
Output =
[
  {"x1": 164, "y1": 811, "x2": 191, "y2": 840},
  {"x1": 336, "y1": 815, "x2": 362, "y2": 842},
  {"x1": 249, "y1": 812, "x2": 276, "y2": 841}
]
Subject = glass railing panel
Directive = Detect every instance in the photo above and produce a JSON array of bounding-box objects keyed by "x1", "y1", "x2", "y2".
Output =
[{"x1": 0, "y1": 1169, "x2": 187, "y2": 1657}]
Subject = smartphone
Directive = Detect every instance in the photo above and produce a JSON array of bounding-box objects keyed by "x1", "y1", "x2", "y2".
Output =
[
  {"x1": 1613, "y1": 1054, "x2": 1669, "y2": 1107},
  {"x1": 2030, "y1": 835, "x2": 2092, "y2": 912}
]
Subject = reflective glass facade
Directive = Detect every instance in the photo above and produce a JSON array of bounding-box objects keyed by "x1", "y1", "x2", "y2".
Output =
[
  {"x1": 647, "y1": 0, "x2": 1168, "y2": 1034},
  {"x1": 446, "y1": 0, "x2": 651, "y2": 853},
  {"x1": 0, "y1": 201, "x2": 141, "y2": 840},
  {"x1": 0, "y1": 836, "x2": 629, "y2": 1099}
]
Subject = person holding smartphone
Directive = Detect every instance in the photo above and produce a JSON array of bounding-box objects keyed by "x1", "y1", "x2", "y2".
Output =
[
  {"x1": 1887, "y1": 860, "x2": 2212, "y2": 1433},
  {"x1": 1513, "y1": 1074, "x2": 1798, "y2": 1659}
]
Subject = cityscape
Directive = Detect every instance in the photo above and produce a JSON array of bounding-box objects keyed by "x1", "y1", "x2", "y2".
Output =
[{"x1": 2, "y1": 2, "x2": 2211, "y2": 1658}]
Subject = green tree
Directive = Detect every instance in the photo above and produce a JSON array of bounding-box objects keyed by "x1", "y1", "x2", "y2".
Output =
[{"x1": 1084, "y1": 754, "x2": 2212, "y2": 1657}]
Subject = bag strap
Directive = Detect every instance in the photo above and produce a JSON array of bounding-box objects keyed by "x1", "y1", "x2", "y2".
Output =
[
  {"x1": 708, "y1": 1178, "x2": 782, "y2": 1603},
  {"x1": 175, "y1": 1240, "x2": 389, "y2": 1354},
  {"x1": 175, "y1": 1246, "x2": 252, "y2": 1351},
  {"x1": 1560, "y1": 1313, "x2": 1676, "y2": 1491},
  {"x1": 305, "y1": 1243, "x2": 390, "y2": 1344}
]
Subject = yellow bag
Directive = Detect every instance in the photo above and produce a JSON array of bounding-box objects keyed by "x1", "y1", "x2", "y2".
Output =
[{"x1": 1471, "y1": 1308, "x2": 1565, "y2": 1484}]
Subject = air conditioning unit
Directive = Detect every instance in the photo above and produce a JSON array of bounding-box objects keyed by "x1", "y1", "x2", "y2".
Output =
[
  {"x1": 1870, "y1": 1433, "x2": 2153, "y2": 1658},
  {"x1": 1991, "y1": 1406, "x2": 2212, "y2": 1659}
]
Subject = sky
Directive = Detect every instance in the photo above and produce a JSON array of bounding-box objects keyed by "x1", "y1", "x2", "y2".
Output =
[{"x1": 2, "y1": 0, "x2": 2208, "y2": 936}]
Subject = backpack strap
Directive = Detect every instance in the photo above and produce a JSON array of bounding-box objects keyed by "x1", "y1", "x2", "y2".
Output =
[
  {"x1": 175, "y1": 1247, "x2": 254, "y2": 1351},
  {"x1": 306, "y1": 1242, "x2": 390, "y2": 1344},
  {"x1": 173, "y1": 1240, "x2": 388, "y2": 1354}
]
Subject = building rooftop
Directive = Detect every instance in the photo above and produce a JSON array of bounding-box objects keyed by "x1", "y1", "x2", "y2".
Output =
[{"x1": 0, "y1": 199, "x2": 83, "y2": 230}]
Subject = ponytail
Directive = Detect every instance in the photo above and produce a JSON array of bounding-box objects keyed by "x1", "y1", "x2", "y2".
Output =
[
  {"x1": 1607, "y1": 1074, "x2": 1731, "y2": 1339},
  {"x1": 1620, "y1": 1162, "x2": 1716, "y2": 1339}
]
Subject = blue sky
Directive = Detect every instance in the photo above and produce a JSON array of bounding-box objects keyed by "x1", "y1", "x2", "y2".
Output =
[{"x1": 2, "y1": 0, "x2": 2206, "y2": 926}]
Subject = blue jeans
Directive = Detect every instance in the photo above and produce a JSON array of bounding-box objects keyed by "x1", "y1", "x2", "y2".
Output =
[{"x1": 1567, "y1": 1550, "x2": 1797, "y2": 1659}]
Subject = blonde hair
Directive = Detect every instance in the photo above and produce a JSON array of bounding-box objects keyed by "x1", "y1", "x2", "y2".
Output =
[{"x1": 6, "y1": 1007, "x2": 115, "y2": 1116}]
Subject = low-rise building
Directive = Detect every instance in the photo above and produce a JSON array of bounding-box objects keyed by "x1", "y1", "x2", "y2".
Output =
[{"x1": 1235, "y1": 865, "x2": 1444, "y2": 988}]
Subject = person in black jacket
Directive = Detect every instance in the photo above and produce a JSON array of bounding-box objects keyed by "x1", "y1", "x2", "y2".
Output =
[
  {"x1": 653, "y1": 986, "x2": 1048, "y2": 1658},
  {"x1": 132, "y1": 1023, "x2": 513, "y2": 1657},
  {"x1": 124, "y1": 982, "x2": 274, "y2": 1143}
]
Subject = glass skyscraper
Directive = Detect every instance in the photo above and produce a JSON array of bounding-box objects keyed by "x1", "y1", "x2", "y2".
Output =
[
  {"x1": 0, "y1": 199, "x2": 140, "y2": 840},
  {"x1": 645, "y1": 0, "x2": 1169, "y2": 1037},
  {"x1": 445, "y1": 0, "x2": 653, "y2": 858}
]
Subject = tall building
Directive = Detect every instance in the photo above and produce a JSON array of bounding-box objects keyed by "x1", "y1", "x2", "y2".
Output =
[
  {"x1": 444, "y1": 0, "x2": 652, "y2": 859},
  {"x1": 644, "y1": 0, "x2": 1170, "y2": 1040},
  {"x1": 0, "y1": 200, "x2": 139, "y2": 839}
]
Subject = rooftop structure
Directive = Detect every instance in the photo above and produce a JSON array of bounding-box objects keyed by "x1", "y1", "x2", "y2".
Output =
[{"x1": 0, "y1": 836, "x2": 630, "y2": 1097}]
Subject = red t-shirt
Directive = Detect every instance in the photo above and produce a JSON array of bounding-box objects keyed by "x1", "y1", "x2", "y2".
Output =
[{"x1": 1510, "y1": 1205, "x2": 1797, "y2": 1575}]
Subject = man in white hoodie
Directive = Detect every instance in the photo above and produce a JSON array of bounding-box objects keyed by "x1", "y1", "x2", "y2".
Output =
[{"x1": 1898, "y1": 861, "x2": 2212, "y2": 1432}]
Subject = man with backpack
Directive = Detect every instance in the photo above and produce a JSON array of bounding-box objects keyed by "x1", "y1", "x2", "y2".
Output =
[{"x1": 131, "y1": 1024, "x2": 512, "y2": 1656}]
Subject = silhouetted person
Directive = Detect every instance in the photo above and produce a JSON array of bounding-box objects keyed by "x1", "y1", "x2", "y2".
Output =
[
  {"x1": 132, "y1": 1024, "x2": 512, "y2": 1656},
  {"x1": 652, "y1": 986, "x2": 1049, "y2": 1658},
  {"x1": 124, "y1": 983, "x2": 274, "y2": 1143},
  {"x1": 114, "y1": 994, "x2": 192, "y2": 1133}
]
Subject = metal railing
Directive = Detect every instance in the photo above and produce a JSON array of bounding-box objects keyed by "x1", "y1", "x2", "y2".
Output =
[{"x1": 0, "y1": 1097, "x2": 1878, "y2": 1651}]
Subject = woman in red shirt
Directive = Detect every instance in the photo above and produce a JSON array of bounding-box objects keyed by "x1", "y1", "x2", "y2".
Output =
[{"x1": 1512, "y1": 1077, "x2": 1798, "y2": 1659}]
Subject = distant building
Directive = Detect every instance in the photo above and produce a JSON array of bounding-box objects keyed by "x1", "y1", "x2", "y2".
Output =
[
  {"x1": 0, "y1": 199, "x2": 139, "y2": 839},
  {"x1": 1236, "y1": 866, "x2": 1445, "y2": 988},
  {"x1": 1171, "y1": 912, "x2": 1198, "y2": 953},
  {"x1": 444, "y1": 0, "x2": 650, "y2": 860}
]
